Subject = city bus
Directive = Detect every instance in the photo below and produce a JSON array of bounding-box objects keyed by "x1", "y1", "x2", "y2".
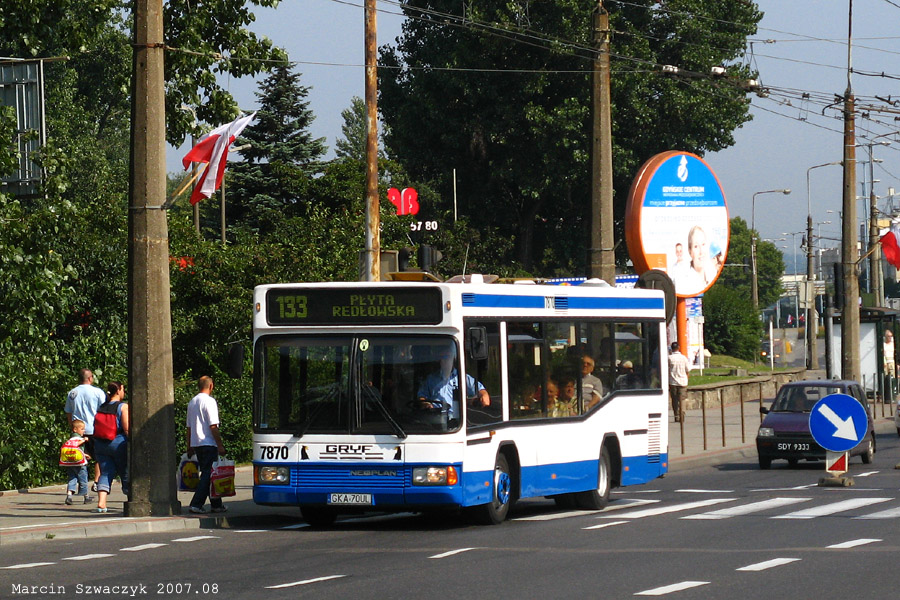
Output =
[{"x1": 250, "y1": 277, "x2": 668, "y2": 525}]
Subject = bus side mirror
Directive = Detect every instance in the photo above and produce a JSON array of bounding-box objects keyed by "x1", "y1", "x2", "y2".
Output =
[
  {"x1": 466, "y1": 327, "x2": 488, "y2": 361},
  {"x1": 227, "y1": 343, "x2": 244, "y2": 379}
]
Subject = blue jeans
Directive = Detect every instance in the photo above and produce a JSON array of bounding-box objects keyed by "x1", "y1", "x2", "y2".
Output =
[
  {"x1": 190, "y1": 445, "x2": 223, "y2": 510},
  {"x1": 94, "y1": 435, "x2": 129, "y2": 496},
  {"x1": 66, "y1": 465, "x2": 88, "y2": 495}
]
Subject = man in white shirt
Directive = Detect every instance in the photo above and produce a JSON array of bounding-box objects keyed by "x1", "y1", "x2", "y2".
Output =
[
  {"x1": 186, "y1": 376, "x2": 226, "y2": 514},
  {"x1": 668, "y1": 343, "x2": 691, "y2": 422}
]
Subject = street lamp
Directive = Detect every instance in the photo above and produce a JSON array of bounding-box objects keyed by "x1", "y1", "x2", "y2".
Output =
[
  {"x1": 751, "y1": 189, "x2": 791, "y2": 313},
  {"x1": 806, "y1": 162, "x2": 843, "y2": 370}
]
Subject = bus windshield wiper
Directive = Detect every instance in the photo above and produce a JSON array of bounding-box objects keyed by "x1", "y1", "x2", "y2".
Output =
[{"x1": 362, "y1": 385, "x2": 407, "y2": 439}]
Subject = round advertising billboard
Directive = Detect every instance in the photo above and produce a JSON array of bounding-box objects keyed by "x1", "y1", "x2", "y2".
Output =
[{"x1": 625, "y1": 151, "x2": 730, "y2": 298}]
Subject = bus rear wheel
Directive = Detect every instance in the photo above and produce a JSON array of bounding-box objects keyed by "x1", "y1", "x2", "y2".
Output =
[
  {"x1": 473, "y1": 453, "x2": 513, "y2": 525},
  {"x1": 301, "y1": 506, "x2": 337, "y2": 528},
  {"x1": 576, "y1": 446, "x2": 611, "y2": 510}
]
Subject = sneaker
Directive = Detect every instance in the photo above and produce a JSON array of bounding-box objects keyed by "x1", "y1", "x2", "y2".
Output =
[
  {"x1": 83, "y1": 495, "x2": 95, "y2": 504},
  {"x1": 65, "y1": 495, "x2": 74, "y2": 505},
  {"x1": 189, "y1": 506, "x2": 207, "y2": 514},
  {"x1": 210, "y1": 506, "x2": 227, "y2": 514}
]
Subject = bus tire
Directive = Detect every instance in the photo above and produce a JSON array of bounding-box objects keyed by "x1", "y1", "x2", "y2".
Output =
[
  {"x1": 575, "y1": 446, "x2": 611, "y2": 510},
  {"x1": 301, "y1": 506, "x2": 337, "y2": 528},
  {"x1": 473, "y1": 453, "x2": 513, "y2": 525}
]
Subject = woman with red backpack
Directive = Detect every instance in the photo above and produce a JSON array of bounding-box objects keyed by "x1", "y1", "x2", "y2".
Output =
[{"x1": 91, "y1": 381, "x2": 129, "y2": 513}]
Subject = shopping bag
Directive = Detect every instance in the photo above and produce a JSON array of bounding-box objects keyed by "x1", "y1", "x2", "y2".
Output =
[
  {"x1": 177, "y1": 453, "x2": 200, "y2": 491},
  {"x1": 59, "y1": 438, "x2": 87, "y2": 467},
  {"x1": 209, "y1": 457, "x2": 236, "y2": 498}
]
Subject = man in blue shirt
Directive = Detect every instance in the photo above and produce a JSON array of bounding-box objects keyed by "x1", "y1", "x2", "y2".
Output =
[
  {"x1": 64, "y1": 368, "x2": 106, "y2": 489},
  {"x1": 416, "y1": 345, "x2": 490, "y2": 420}
]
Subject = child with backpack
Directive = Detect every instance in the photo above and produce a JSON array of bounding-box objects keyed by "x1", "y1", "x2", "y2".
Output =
[{"x1": 59, "y1": 419, "x2": 95, "y2": 505}]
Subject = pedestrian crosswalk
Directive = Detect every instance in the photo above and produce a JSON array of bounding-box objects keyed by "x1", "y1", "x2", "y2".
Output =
[{"x1": 591, "y1": 493, "x2": 900, "y2": 522}]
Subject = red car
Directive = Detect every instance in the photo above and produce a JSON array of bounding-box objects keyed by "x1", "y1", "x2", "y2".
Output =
[{"x1": 756, "y1": 380, "x2": 876, "y2": 469}]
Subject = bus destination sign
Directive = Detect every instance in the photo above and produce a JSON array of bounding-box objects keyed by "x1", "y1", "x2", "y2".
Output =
[{"x1": 266, "y1": 287, "x2": 444, "y2": 326}]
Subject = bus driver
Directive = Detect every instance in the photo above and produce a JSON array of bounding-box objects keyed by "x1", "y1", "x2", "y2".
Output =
[{"x1": 416, "y1": 345, "x2": 490, "y2": 419}]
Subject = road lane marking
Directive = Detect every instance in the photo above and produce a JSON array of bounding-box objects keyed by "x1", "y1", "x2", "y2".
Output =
[
  {"x1": 514, "y1": 499, "x2": 657, "y2": 521},
  {"x1": 583, "y1": 520, "x2": 628, "y2": 530},
  {"x1": 430, "y1": 548, "x2": 477, "y2": 559},
  {"x1": 854, "y1": 505, "x2": 900, "y2": 519},
  {"x1": 771, "y1": 497, "x2": 892, "y2": 519},
  {"x1": 171, "y1": 535, "x2": 220, "y2": 542},
  {"x1": 1, "y1": 563, "x2": 55, "y2": 570},
  {"x1": 121, "y1": 543, "x2": 167, "y2": 551},
  {"x1": 751, "y1": 484, "x2": 817, "y2": 492},
  {"x1": 265, "y1": 575, "x2": 347, "y2": 589},
  {"x1": 635, "y1": 581, "x2": 709, "y2": 596},
  {"x1": 827, "y1": 538, "x2": 882, "y2": 549},
  {"x1": 603, "y1": 498, "x2": 734, "y2": 519},
  {"x1": 736, "y1": 558, "x2": 800, "y2": 571},
  {"x1": 279, "y1": 523, "x2": 309, "y2": 530},
  {"x1": 675, "y1": 489, "x2": 734, "y2": 493},
  {"x1": 854, "y1": 471, "x2": 878, "y2": 477},
  {"x1": 682, "y1": 497, "x2": 812, "y2": 520},
  {"x1": 62, "y1": 554, "x2": 115, "y2": 561}
]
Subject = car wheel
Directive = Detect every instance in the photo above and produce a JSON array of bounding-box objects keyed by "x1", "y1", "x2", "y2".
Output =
[
  {"x1": 861, "y1": 435, "x2": 875, "y2": 464},
  {"x1": 758, "y1": 456, "x2": 772, "y2": 470}
]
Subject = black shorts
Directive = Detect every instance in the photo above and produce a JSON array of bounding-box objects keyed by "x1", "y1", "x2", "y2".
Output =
[{"x1": 84, "y1": 436, "x2": 96, "y2": 461}]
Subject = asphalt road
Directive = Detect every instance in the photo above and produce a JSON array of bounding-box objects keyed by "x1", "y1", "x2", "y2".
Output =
[{"x1": 6, "y1": 429, "x2": 900, "y2": 600}]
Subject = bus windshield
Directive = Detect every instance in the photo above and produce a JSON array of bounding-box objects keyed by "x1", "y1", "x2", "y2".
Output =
[{"x1": 254, "y1": 335, "x2": 465, "y2": 435}]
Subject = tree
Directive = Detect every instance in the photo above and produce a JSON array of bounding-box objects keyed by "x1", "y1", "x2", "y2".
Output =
[
  {"x1": 335, "y1": 96, "x2": 367, "y2": 162},
  {"x1": 379, "y1": 0, "x2": 761, "y2": 272},
  {"x1": 703, "y1": 284, "x2": 761, "y2": 361},
  {"x1": 717, "y1": 217, "x2": 785, "y2": 309},
  {"x1": 226, "y1": 64, "x2": 327, "y2": 230}
]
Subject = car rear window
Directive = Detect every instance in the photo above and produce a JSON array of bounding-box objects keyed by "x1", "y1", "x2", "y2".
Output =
[{"x1": 771, "y1": 386, "x2": 844, "y2": 412}]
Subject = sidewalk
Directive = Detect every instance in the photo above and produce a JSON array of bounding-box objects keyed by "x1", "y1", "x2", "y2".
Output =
[{"x1": 2, "y1": 405, "x2": 895, "y2": 545}]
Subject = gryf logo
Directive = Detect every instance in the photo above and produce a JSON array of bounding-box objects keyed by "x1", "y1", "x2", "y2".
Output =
[
  {"x1": 677, "y1": 155, "x2": 689, "y2": 182},
  {"x1": 321, "y1": 444, "x2": 384, "y2": 461}
]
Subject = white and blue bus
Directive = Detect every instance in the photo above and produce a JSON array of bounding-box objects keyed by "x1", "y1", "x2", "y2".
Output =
[{"x1": 251, "y1": 277, "x2": 668, "y2": 525}]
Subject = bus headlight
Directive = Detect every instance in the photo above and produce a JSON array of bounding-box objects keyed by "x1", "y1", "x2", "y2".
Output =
[
  {"x1": 257, "y1": 465, "x2": 290, "y2": 484},
  {"x1": 757, "y1": 427, "x2": 775, "y2": 438},
  {"x1": 412, "y1": 466, "x2": 458, "y2": 486}
]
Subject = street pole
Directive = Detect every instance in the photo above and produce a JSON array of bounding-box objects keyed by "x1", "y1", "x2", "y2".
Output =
[
  {"x1": 363, "y1": 0, "x2": 380, "y2": 281},
  {"x1": 866, "y1": 144, "x2": 885, "y2": 306},
  {"x1": 841, "y1": 0, "x2": 861, "y2": 383},
  {"x1": 806, "y1": 163, "x2": 842, "y2": 370},
  {"x1": 751, "y1": 189, "x2": 791, "y2": 314},
  {"x1": 590, "y1": 0, "x2": 615, "y2": 284},
  {"x1": 126, "y1": 0, "x2": 179, "y2": 517}
]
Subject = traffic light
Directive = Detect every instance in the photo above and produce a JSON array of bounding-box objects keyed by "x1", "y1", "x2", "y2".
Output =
[
  {"x1": 418, "y1": 244, "x2": 443, "y2": 272},
  {"x1": 398, "y1": 247, "x2": 413, "y2": 271}
]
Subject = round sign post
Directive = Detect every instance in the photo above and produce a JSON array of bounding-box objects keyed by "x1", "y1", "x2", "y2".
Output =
[
  {"x1": 810, "y1": 393, "x2": 868, "y2": 484},
  {"x1": 625, "y1": 151, "x2": 729, "y2": 357}
]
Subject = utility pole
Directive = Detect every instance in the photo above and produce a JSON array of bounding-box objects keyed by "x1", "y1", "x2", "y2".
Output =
[
  {"x1": 841, "y1": 0, "x2": 860, "y2": 383},
  {"x1": 126, "y1": 0, "x2": 179, "y2": 517},
  {"x1": 363, "y1": 0, "x2": 380, "y2": 281},
  {"x1": 590, "y1": 0, "x2": 615, "y2": 284},
  {"x1": 867, "y1": 145, "x2": 884, "y2": 306}
]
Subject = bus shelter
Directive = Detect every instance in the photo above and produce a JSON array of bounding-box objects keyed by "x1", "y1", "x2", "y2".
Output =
[{"x1": 829, "y1": 306, "x2": 900, "y2": 402}]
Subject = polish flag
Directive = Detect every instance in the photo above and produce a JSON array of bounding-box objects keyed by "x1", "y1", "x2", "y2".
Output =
[
  {"x1": 881, "y1": 222, "x2": 900, "y2": 269},
  {"x1": 182, "y1": 112, "x2": 255, "y2": 205}
]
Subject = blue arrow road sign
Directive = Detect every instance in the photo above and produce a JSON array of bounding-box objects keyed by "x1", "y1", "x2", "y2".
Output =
[{"x1": 809, "y1": 393, "x2": 868, "y2": 453}]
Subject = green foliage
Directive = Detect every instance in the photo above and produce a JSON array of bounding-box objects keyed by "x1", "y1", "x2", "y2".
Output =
[
  {"x1": 702, "y1": 283, "x2": 763, "y2": 361},
  {"x1": 379, "y1": 0, "x2": 761, "y2": 272},
  {"x1": 717, "y1": 217, "x2": 785, "y2": 309}
]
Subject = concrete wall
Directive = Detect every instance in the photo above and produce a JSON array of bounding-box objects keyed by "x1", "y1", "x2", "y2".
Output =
[{"x1": 683, "y1": 369, "x2": 806, "y2": 411}]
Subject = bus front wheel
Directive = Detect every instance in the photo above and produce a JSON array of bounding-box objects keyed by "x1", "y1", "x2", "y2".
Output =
[
  {"x1": 576, "y1": 446, "x2": 611, "y2": 510},
  {"x1": 472, "y1": 453, "x2": 513, "y2": 525}
]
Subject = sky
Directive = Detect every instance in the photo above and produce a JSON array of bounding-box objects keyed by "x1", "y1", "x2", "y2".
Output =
[{"x1": 167, "y1": 0, "x2": 900, "y2": 274}]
